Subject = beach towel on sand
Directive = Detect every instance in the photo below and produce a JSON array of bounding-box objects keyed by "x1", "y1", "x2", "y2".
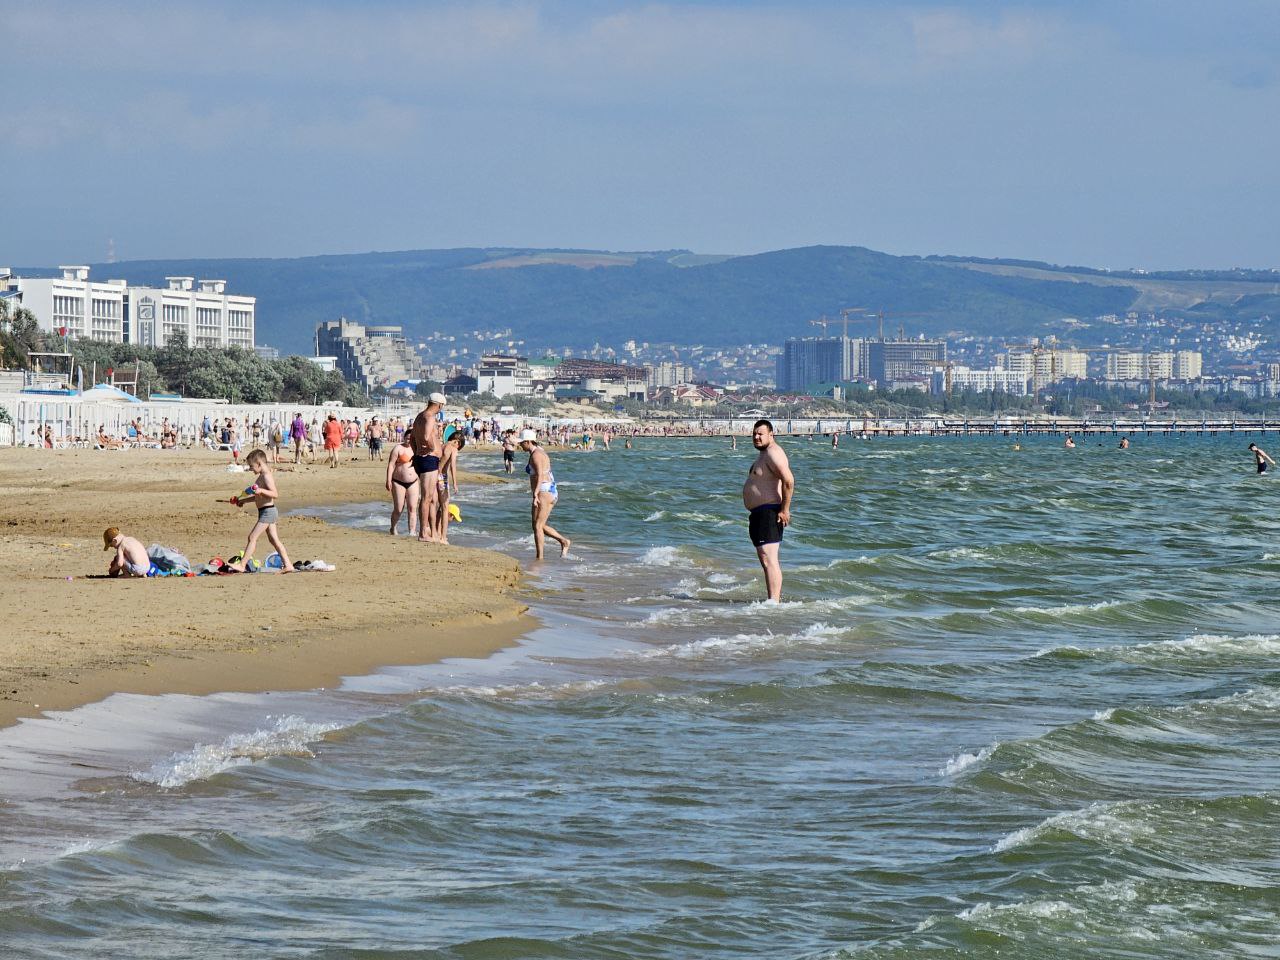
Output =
[{"x1": 146, "y1": 544, "x2": 191, "y2": 575}]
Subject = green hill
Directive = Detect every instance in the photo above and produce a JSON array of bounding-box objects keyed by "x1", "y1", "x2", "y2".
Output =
[{"x1": 23, "y1": 244, "x2": 1277, "y2": 354}]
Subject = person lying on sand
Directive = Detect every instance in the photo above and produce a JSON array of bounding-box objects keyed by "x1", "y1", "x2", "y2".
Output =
[{"x1": 104, "y1": 527, "x2": 153, "y2": 577}]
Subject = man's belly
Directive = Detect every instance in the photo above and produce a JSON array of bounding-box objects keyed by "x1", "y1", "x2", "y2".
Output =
[{"x1": 743, "y1": 481, "x2": 781, "y2": 509}]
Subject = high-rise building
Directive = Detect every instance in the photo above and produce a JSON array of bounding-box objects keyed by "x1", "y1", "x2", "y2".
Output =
[
  {"x1": 316, "y1": 318, "x2": 422, "y2": 390},
  {"x1": 648, "y1": 361, "x2": 695, "y2": 387},
  {"x1": 776, "y1": 337, "x2": 861, "y2": 391},
  {"x1": 1104, "y1": 350, "x2": 1202, "y2": 381},
  {"x1": 1175, "y1": 351, "x2": 1203, "y2": 379},
  {"x1": 861, "y1": 339, "x2": 947, "y2": 387},
  {"x1": 1002, "y1": 346, "x2": 1088, "y2": 390}
]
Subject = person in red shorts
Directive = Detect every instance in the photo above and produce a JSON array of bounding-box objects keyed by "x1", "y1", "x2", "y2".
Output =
[{"x1": 322, "y1": 413, "x2": 343, "y2": 469}]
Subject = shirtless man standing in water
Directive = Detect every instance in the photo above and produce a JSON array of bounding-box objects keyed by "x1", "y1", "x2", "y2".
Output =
[
  {"x1": 743, "y1": 418, "x2": 795, "y2": 602},
  {"x1": 410, "y1": 392, "x2": 446, "y2": 541}
]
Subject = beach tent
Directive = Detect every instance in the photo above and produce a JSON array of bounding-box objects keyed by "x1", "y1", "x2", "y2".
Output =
[{"x1": 83, "y1": 384, "x2": 142, "y2": 403}]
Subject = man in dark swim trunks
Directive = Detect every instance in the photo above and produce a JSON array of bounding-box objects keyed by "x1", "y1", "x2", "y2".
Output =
[
  {"x1": 742, "y1": 418, "x2": 794, "y2": 602},
  {"x1": 1250, "y1": 443, "x2": 1276, "y2": 475},
  {"x1": 411, "y1": 392, "x2": 446, "y2": 541}
]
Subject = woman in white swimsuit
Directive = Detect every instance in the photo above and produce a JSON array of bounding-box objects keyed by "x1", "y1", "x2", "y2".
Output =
[{"x1": 519, "y1": 429, "x2": 570, "y2": 560}]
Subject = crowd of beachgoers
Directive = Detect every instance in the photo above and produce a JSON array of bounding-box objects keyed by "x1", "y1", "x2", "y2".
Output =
[{"x1": 27, "y1": 413, "x2": 739, "y2": 455}]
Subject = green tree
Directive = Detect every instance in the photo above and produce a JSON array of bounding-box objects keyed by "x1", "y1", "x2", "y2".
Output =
[{"x1": 0, "y1": 302, "x2": 44, "y2": 369}]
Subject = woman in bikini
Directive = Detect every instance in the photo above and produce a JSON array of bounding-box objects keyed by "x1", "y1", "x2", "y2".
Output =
[
  {"x1": 385, "y1": 436, "x2": 421, "y2": 536},
  {"x1": 519, "y1": 429, "x2": 571, "y2": 560}
]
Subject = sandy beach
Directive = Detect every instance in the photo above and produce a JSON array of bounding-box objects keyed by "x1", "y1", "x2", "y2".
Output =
[{"x1": 0, "y1": 445, "x2": 528, "y2": 729}]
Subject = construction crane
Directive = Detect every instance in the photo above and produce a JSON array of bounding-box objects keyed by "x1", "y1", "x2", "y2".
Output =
[
  {"x1": 865, "y1": 310, "x2": 932, "y2": 342},
  {"x1": 807, "y1": 308, "x2": 871, "y2": 381}
]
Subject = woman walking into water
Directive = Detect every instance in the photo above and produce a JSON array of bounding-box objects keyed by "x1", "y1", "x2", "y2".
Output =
[
  {"x1": 385, "y1": 434, "x2": 420, "y2": 535},
  {"x1": 519, "y1": 429, "x2": 571, "y2": 559}
]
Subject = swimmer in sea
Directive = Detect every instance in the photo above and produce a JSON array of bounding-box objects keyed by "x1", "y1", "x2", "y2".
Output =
[
  {"x1": 386, "y1": 434, "x2": 420, "y2": 535},
  {"x1": 1249, "y1": 442, "x2": 1276, "y2": 475},
  {"x1": 1065, "y1": 435, "x2": 1076, "y2": 449},
  {"x1": 1120, "y1": 436, "x2": 1130, "y2": 449},
  {"x1": 520, "y1": 429, "x2": 570, "y2": 560},
  {"x1": 743, "y1": 418, "x2": 794, "y2": 602}
]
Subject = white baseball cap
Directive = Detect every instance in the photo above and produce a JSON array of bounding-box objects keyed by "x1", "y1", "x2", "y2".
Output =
[
  {"x1": 519, "y1": 429, "x2": 537, "y2": 442},
  {"x1": 428, "y1": 392, "x2": 446, "y2": 404}
]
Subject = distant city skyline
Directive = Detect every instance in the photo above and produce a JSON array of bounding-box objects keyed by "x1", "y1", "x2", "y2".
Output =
[{"x1": 4, "y1": 0, "x2": 1279, "y2": 270}]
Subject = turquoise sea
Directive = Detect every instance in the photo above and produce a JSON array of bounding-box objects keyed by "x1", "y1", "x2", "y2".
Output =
[{"x1": 3, "y1": 434, "x2": 1280, "y2": 958}]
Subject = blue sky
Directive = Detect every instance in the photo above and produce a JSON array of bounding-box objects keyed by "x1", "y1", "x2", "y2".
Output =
[{"x1": 4, "y1": 0, "x2": 1278, "y2": 269}]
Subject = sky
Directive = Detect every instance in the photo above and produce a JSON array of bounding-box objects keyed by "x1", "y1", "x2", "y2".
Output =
[{"x1": 4, "y1": 0, "x2": 1279, "y2": 270}]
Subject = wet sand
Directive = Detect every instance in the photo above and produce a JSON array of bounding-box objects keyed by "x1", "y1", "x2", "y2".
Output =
[{"x1": 0, "y1": 446, "x2": 528, "y2": 728}]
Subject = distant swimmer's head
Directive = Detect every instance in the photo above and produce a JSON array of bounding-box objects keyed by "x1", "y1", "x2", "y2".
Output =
[
  {"x1": 752, "y1": 419, "x2": 775, "y2": 450},
  {"x1": 103, "y1": 526, "x2": 121, "y2": 551},
  {"x1": 519, "y1": 428, "x2": 538, "y2": 450}
]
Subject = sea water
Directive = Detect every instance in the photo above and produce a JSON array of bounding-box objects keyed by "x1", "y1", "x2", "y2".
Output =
[{"x1": 2, "y1": 434, "x2": 1280, "y2": 958}]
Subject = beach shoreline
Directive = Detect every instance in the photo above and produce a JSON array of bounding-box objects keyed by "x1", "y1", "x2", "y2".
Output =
[{"x1": 0, "y1": 446, "x2": 530, "y2": 729}]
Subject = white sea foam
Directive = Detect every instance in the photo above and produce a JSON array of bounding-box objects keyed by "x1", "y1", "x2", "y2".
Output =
[
  {"x1": 1180, "y1": 685, "x2": 1280, "y2": 716},
  {"x1": 957, "y1": 899, "x2": 1083, "y2": 922},
  {"x1": 643, "y1": 510, "x2": 666, "y2": 522},
  {"x1": 1130, "y1": 633, "x2": 1280, "y2": 660},
  {"x1": 938, "y1": 743, "x2": 998, "y2": 777},
  {"x1": 930, "y1": 546, "x2": 993, "y2": 562},
  {"x1": 133, "y1": 715, "x2": 339, "y2": 789},
  {"x1": 1006, "y1": 599, "x2": 1126, "y2": 616},
  {"x1": 1037, "y1": 633, "x2": 1280, "y2": 665},
  {"x1": 993, "y1": 800, "x2": 1152, "y2": 853},
  {"x1": 632, "y1": 622, "x2": 845, "y2": 661},
  {"x1": 638, "y1": 591, "x2": 876, "y2": 627},
  {"x1": 639, "y1": 545, "x2": 688, "y2": 567},
  {"x1": 674, "y1": 511, "x2": 725, "y2": 523},
  {"x1": 438, "y1": 678, "x2": 613, "y2": 701}
]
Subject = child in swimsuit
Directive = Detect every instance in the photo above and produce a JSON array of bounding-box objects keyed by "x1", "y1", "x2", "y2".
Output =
[{"x1": 228, "y1": 449, "x2": 293, "y2": 571}]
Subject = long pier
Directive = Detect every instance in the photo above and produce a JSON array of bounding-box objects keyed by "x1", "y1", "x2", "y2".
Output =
[{"x1": 658, "y1": 417, "x2": 1280, "y2": 438}]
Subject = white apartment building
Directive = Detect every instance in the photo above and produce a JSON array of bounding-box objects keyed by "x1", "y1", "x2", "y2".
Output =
[
  {"x1": 5, "y1": 266, "x2": 129, "y2": 342},
  {"x1": 1174, "y1": 350, "x2": 1202, "y2": 379},
  {"x1": 476, "y1": 354, "x2": 533, "y2": 397},
  {"x1": 930, "y1": 366, "x2": 1029, "y2": 396},
  {"x1": 130, "y1": 277, "x2": 255, "y2": 350},
  {"x1": 1105, "y1": 350, "x2": 1202, "y2": 380},
  {"x1": 3, "y1": 267, "x2": 254, "y2": 350},
  {"x1": 1001, "y1": 347, "x2": 1088, "y2": 391},
  {"x1": 648, "y1": 361, "x2": 695, "y2": 387}
]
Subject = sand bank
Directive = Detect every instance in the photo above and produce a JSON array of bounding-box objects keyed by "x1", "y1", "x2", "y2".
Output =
[{"x1": 0, "y1": 446, "x2": 528, "y2": 729}]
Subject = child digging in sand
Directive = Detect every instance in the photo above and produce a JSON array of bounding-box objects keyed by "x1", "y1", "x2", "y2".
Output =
[
  {"x1": 228, "y1": 449, "x2": 294, "y2": 572},
  {"x1": 104, "y1": 527, "x2": 154, "y2": 577}
]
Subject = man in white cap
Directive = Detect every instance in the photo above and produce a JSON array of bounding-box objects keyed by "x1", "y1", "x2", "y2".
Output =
[
  {"x1": 411, "y1": 392, "x2": 447, "y2": 541},
  {"x1": 519, "y1": 428, "x2": 571, "y2": 559}
]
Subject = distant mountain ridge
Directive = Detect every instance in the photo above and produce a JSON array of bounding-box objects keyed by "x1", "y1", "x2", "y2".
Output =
[{"x1": 20, "y1": 245, "x2": 1280, "y2": 355}]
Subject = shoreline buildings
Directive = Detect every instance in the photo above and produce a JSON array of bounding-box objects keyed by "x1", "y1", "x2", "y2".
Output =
[
  {"x1": 2, "y1": 267, "x2": 255, "y2": 350},
  {"x1": 315, "y1": 318, "x2": 423, "y2": 391}
]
